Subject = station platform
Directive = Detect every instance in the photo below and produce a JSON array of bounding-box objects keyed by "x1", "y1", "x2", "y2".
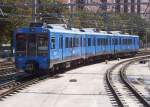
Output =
[{"x1": 0, "y1": 60, "x2": 123, "y2": 107}]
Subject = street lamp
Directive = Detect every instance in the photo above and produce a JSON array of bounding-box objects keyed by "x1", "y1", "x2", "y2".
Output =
[{"x1": 32, "y1": 0, "x2": 37, "y2": 22}]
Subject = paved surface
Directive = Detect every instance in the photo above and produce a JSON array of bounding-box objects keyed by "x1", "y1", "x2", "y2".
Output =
[{"x1": 0, "y1": 60, "x2": 121, "y2": 107}]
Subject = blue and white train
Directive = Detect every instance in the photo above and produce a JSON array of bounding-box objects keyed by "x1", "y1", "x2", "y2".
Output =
[{"x1": 13, "y1": 23, "x2": 139, "y2": 74}]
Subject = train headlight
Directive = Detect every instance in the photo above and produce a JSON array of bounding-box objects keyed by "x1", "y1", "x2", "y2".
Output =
[
  {"x1": 17, "y1": 58, "x2": 24, "y2": 62},
  {"x1": 42, "y1": 58, "x2": 48, "y2": 62},
  {"x1": 43, "y1": 29, "x2": 48, "y2": 32},
  {"x1": 30, "y1": 28, "x2": 35, "y2": 32}
]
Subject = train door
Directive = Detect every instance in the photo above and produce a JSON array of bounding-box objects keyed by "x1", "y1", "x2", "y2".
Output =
[
  {"x1": 15, "y1": 34, "x2": 27, "y2": 57},
  {"x1": 58, "y1": 34, "x2": 63, "y2": 61},
  {"x1": 50, "y1": 32, "x2": 56, "y2": 65},
  {"x1": 87, "y1": 35, "x2": 93, "y2": 57},
  {"x1": 27, "y1": 36, "x2": 36, "y2": 56},
  {"x1": 63, "y1": 34, "x2": 72, "y2": 61}
]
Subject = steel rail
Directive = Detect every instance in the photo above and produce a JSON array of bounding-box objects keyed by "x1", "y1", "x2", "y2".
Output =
[
  {"x1": 106, "y1": 55, "x2": 150, "y2": 107},
  {"x1": 0, "y1": 73, "x2": 51, "y2": 100},
  {"x1": 120, "y1": 57, "x2": 150, "y2": 106},
  {"x1": 0, "y1": 50, "x2": 149, "y2": 101}
]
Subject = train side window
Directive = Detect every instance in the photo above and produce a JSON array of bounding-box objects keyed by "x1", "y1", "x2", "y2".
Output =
[
  {"x1": 97, "y1": 39, "x2": 99, "y2": 46},
  {"x1": 100, "y1": 39, "x2": 102, "y2": 45},
  {"x1": 93, "y1": 37, "x2": 96, "y2": 46},
  {"x1": 130, "y1": 39, "x2": 132, "y2": 45},
  {"x1": 104, "y1": 39, "x2": 106, "y2": 45},
  {"x1": 83, "y1": 38, "x2": 86, "y2": 47},
  {"x1": 134, "y1": 38, "x2": 136, "y2": 45},
  {"x1": 97, "y1": 38, "x2": 101, "y2": 46},
  {"x1": 119, "y1": 38, "x2": 121, "y2": 45},
  {"x1": 127, "y1": 39, "x2": 129, "y2": 45},
  {"x1": 75, "y1": 38, "x2": 77, "y2": 47},
  {"x1": 126, "y1": 39, "x2": 128, "y2": 45},
  {"x1": 59, "y1": 35, "x2": 63, "y2": 49},
  {"x1": 103, "y1": 39, "x2": 105, "y2": 45},
  {"x1": 69, "y1": 37, "x2": 72, "y2": 48},
  {"x1": 124, "y1": 39, "x2": 126, "y2": 45},
  {"x1": 80, "y1": 37, "x2": 82, "y2": 47},
  {"x1": 115, "y1": 39, "x2": 118, "y2": 45},
  {"x1": 105, "y1": 39, "x2": 108, "y2": 45},
  {"x1": 123, "y1": 39, "x2": 125, "y2": 45},
  {"x1": 88, "y1": 38, "x2": 91, "y2": 46},
  {"x1": 101, "y1": 39, "x2": 103, "y2": 45},
  {"x1": 104, "y1": 39, "x2": 105, "y2": 45},
  {"x1": 65, "y1": 37, "x2": 69, "y2": 48},
  {"x1": 102, "y1": 38, "x2": 105, "y2": 46},
  {"x1": 51, "y1": 37, "x2": 55, "y2": 49},
  {"x1": 37, "y1": 36, "x2": 48, "y2": 56},
  {"x1": 76, "y1": 38, "x2": 79, "y2": 47},
  {"x1": 73, "y1": 38, "x2": 75, "y2": 47},
  {"x1": 112, "y1": 39, "x2": 115, "y2": 45},
  {"x1": 109, "y1": 38, "x2": 111, "y2": 45}
]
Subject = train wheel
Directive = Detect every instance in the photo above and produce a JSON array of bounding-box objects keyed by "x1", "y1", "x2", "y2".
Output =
[
  {"x1": 58, "y1": 63, "x2": 65, "y2": 73},
  {"x1": 50, "y1": 66, "x2": 55, "y2": 75}
]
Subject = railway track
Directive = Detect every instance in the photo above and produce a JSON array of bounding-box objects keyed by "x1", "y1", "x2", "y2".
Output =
[
  {"x1": 0, "y1": 50, "x2": 150, "y2": 101},
  {"x1": 0, "y1": 60, "x2": 16, "y2": 77},
  {"x1": 120, "y1": 58, "x2": 150, "y2": 106},
  {"x1": 106, "y1": 55, "x2": 150, "y2": 107},
  {"x1": 0, "y1": 72, "x2": 53, "y2": 100}
]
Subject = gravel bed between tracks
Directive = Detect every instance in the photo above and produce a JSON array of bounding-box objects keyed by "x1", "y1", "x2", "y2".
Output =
[{"x1": 126, "y1": 59, "x2": 150, "y2": 102}]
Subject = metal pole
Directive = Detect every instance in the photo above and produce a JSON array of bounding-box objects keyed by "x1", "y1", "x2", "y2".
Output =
[
  {"x1": 32, "y1": 0, "x2": 37, "y2": 22},
  {"x1": 0, "y1": 8, "x2": 4, "y2": 16},
  {"x1": 146, "y1": 31, "x2": 148, "y2": 50}
]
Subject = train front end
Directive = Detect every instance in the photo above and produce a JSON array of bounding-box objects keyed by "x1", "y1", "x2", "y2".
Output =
[{"x1": 14, "y1": 26, "x2": 49, "y2": 74}]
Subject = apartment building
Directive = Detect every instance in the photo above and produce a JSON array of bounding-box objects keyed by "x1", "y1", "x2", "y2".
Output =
[
  {"x1": 115, "y1": 0, "x2": 150, "y2": 19},
  {"x1": 58, "y1": 0, "x2": 150, "y2": 19}
]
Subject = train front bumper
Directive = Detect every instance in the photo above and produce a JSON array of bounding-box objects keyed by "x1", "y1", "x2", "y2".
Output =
[{"x1": 15, "y1": 57, "x2": 49, "y2": 71}]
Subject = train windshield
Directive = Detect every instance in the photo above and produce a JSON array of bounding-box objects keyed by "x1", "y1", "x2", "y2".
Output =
[
  {"x1": 16, "y1": 34, "x2": 27, "y2": 56},
  {"x1": 16, "y1": 33, "x2": 48, "y2": 56}
]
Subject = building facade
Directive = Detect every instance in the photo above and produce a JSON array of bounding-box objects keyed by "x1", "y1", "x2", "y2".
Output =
[
  {"x1": 114, "y1": 0, "x2": 150, "y2": 19},
  {"x1": 58, "y1": 0, "x2": 150, "y2": 19}
]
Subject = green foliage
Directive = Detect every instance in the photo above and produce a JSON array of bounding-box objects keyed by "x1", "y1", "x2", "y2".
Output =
[{"x1": 0, "y1": 0, "x2": 150, "y2": 44}]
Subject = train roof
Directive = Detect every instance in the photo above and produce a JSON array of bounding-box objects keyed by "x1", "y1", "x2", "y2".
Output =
[
  {"x1": 47, "y1": 25, "x2": 139, "y2": 37},
  {"x1": 47, "y1": 24, "x2": 114, "y2": 36},
  {"x1": 16, "y1": 23, "x2": 139, "y2": 38}
]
